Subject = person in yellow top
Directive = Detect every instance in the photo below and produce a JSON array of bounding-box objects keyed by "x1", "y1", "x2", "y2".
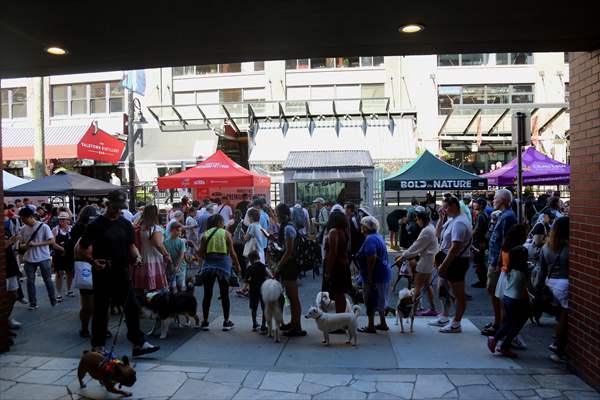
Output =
[{"x1": 196, "y1": 214, "x2": 241, "y2": 331}]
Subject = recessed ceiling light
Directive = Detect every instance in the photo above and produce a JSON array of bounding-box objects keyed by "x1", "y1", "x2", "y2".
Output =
[
  {"x1": 399, "y1": 24, "x2": 424, "y2": 34},
  {"x1": 45, "y1": 46, "x2": 67, "y2": 55}
]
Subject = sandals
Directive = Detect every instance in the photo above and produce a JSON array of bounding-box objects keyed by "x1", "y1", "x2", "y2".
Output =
[{"x1": 358, "y1": 326, "x2": 377, "y2": 334}]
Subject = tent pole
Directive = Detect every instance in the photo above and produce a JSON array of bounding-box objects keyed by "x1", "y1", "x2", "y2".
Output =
[{"x1": 515, "y1": 112, "x2": 526, "y2": 223}]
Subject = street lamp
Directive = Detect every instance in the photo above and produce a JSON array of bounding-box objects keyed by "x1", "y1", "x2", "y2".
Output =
[{"x1": 127, "y1": 95, "x2": 147, "y2": 212}]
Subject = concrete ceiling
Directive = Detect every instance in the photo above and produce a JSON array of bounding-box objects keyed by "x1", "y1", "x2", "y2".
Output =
[{"x1": 1, "y1": 1, "x2": 599, "y2": 78}]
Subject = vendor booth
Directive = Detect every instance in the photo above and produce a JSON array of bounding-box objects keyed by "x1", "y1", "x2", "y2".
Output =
[
  {"x1": 157, "y1": 150, "x2": 271, "y2": 204},
  {"x1": 481, "y1": 147, "x2": 570, "y2": 186},
  {"x1": 3, "y1": 171, "x2": 30, "y2": 190}
]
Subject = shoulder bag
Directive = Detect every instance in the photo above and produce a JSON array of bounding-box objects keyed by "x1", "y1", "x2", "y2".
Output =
[{"x1": 18, "y1": 223, "x2": 44, "y2": 256}]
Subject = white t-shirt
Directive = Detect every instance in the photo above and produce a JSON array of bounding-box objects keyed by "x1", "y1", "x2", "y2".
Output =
[
  {"x1": 440, "y1": 213, "x2": 472, "y2": 258},
  {"x1": 19, "y1": 222, "x2": 54, "y2": 263},
  {"x1": 185, "y1": 215, "x2": 198, "y2": 242},
  {"x1": 216, "y1": 204, "x2": 233, "y2": 225},
  {"x1": 121, "y1": 209, "x2": 134, "y2": 223}
]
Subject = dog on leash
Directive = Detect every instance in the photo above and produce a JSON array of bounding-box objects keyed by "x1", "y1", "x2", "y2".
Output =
[
  {"x1": 141, "y1": 291, "x2": 200, "y2": 339},
  {"x1": 77, "y1": 351, "x2": 136, "y2": 397},
  {"x1": 261, "y1": 279, "x2": 284, "y2": 342},
  {"x1": 315, "y1": 291, "x2": 352, "y2": 313},
  {"x1": 305, "y1": 305, "x2": 361, "y2": 346},
  {"x1": 396, "y1": 288, "x2": 415, "y2": 333}
]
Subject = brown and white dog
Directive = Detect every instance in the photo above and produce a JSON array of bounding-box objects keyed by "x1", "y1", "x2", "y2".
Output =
[
  {"x1": 77, "y1": 350, "x2": 136, "y2": 397},
  {"x1": 396, "y1": 288, "x2": 415, "y2": 333}
]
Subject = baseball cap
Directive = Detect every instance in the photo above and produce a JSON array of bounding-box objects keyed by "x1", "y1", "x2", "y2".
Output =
[
  {"x1": 312, "y1": 197, "x2": 325, "y2": 204},
  {"x1": 107, "y1": 190, "x2": 128, "y2": 209},
  {"x1": 476, "y1": 197, "x2": 487, "y2": 206},
  {"x1": 58, "y1": 211, "x2": 70, "y2": 220},
  {"x1": 463, "y1": 194, "x2": 472, "y2": 201}
]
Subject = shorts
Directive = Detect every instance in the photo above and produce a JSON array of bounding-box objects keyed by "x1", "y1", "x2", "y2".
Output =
[
  {"x1": 7, "y1": 276, "x2": 18, "y2": 291},
  {"x1": 446, "y1": 257, "x2": 470, "y2": 283},
  {"x1": 546, "y1": 278, "x2": 569, "y2": 309},
  {"x1": 279, "y1": 260, "x2": 299, "y2": 282},
  {"x1": 494, "y1": 271, "x2": 507, "y2": 299},
  {"x1": 249, "y1": 290, "x2": 264, "y2": 311},
  {"x1": 387, "y1": 221, "x2": 400, "y2": 233},
  {"x1": 487, "y1": 265, "x2": 500, "y2": 291}
]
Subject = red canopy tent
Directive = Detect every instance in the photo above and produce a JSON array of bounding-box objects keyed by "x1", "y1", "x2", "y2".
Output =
[{"x1": 157, "y1": 150, "x2": 271, "y2": 201}]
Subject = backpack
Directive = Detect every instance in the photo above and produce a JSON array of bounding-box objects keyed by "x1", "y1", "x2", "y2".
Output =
[
  {"x1": 232, "y1": 221, "x2": 245, "y2": 245},
  {"x1": 294, "y1": 231, "x2": 321, "y2": 272},
  {"x1": 292, "y1": 206, "x2": 307, "y2": 230},
  {"x1": 428, "y1": 204, "x2": 439, "y2": 221}
]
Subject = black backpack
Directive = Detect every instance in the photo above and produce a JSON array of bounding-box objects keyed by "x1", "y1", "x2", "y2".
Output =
[{"x1": 282, "y1": 223, "x2": 321, "y2": 272}]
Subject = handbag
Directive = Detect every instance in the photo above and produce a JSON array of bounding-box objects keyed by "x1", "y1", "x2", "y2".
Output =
[
  {"x1": 73, "y1": 261, "x2": 93, "y2": 290},
  {"x1": 18, "y1": 223, "x2": 44, "y2": 256},
  {"x1": 243, "y1": 237, "x2": 259, "y2": 257}
]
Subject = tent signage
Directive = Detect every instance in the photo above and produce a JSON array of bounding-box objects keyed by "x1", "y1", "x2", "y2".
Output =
[
  {"x1": 393, "y1": 179, "x2": 486, "y2": 190},
  {"x1": 77, "y1": 124, "x2": 125, "y2": 164}
]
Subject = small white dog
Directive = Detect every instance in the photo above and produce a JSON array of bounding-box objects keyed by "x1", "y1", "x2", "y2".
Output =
[
  {"x1": 396, "y1": 288, "x2": 415, "y2": 334},
  {"x1": 315, "y1": 291, "x2": 352, "y2": 313},
  {"x1": 261, "y1": 279, "x2": 284, "y2": 343},
  {"x1": 305, "y1": 305, "x2": 361, "y2": 346}
]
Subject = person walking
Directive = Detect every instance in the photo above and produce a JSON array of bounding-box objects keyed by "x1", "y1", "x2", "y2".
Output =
[
  {"x1": 163, "y1": 222, "x2": 188, "y2": 293},
  {"x1": 482, "y1": 189, "x2": 517, "y2": 337},
  {"x1": 395, "y1": 206, "x2": 438, "y2": 317},
  {"x1": 52, "y1": 211, "x2": 75, "y2": 302},
  {"x1": 133, "y1": 205, "x2": 171, "y2": 293},
  {"x1": 18, "y1": 207, "x2": 57, "y2": 310},
  {"x1": 197, "y1": 214, "x2": 242, "y2": 331},
  {"x1": 323, "y1": 210, "x2": 351, "y2": 313},
  {"x1": 356, "y1": 216, "x2": 391, "y2": 333},
  {"x1": 435, "y1": 195, "x2": 472, "y2": 333},
  {"x1": 78, "y1": 190, "x2": 160, "y2": 356}
]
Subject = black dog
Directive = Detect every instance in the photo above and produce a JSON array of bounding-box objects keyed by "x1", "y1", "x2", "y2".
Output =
[{"x1": 141, "y1": 291, "x2": 200, "y2": 339}]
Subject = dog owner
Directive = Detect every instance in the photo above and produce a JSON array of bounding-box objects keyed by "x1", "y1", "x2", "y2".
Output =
[
  {"x1": 395, "y1": 206, "x2": 438, "y2": 317},
  {"x1": 541, "y1": 216, "x2": 569, "y2": 363},
  {"x1": 436, "y1": 195, "x2": 472, "y2": 333},
  {"x1": 273, "y1": 203, "x2": 306, "y2": 337},
  {"x1": 356, "y1": 216, "x2": 391, "y2": 333},
  {"x1": 196, "y1": 214, "x2": 241, "y2": 331},
  {"x1": 323, "y1": 209, "x2": 351, "y2": 313},
  {"x1": 52, "y1": 211, "x2": 75, "y2": 301},
  {"x1": 78, "y1": 190, "x2": 160, "y2": 357},
  {"x1": 71, "y1": 205, "x2": 99, "y2": 338}
]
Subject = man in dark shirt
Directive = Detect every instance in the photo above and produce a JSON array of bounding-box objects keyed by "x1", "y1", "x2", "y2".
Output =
[
  {"x1": 78, "y1": 190, "x2": 159, "y2": 357},
  {"x1": 471, "y1": 198, "x2": 490, "y2": 288}
]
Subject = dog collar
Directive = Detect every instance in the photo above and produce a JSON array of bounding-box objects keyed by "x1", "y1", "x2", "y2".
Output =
[{"x1": 315, "y1": 313, "x2": 323, "y2": 320}]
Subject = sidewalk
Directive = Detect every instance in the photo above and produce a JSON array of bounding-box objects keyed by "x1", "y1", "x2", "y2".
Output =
[{"x1": 1, "y1": 353, "x2": 599, "y2": 400}]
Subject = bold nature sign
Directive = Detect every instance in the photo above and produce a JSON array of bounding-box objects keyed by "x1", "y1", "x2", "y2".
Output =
[
  {"x1": 391, "y1": 179, "x2": 487, "y2": 190},
  {"x1": 77, "y1": 124, "x2": 126, "y2": 164}
]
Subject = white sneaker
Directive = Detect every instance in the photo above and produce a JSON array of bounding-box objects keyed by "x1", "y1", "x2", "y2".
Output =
[
  {"x1": 512, "y1": 335, "x2": 527, "y2": 349},
  {"x1": 428, "y1": 318, "x2": 449, "y2": 327},
  {"x1": 439, "y1": 322, "x2": 462, "y2": 333},
  {"x1": 9, "y1": 319, "x2": 21, "y2": 329}
]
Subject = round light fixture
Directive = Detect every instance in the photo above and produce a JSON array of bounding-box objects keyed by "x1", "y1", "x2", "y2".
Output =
[
  {"x1": 45, "y1": 46, "x2": 68, "y2": 56},
  {"x1": 399, "y1": 24, "x2": 424, "y2": 34}
]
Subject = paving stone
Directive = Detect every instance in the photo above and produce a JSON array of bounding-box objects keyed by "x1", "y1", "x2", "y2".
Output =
[
  {"x1": 243, "y1": 370, "x2": 266, "y2": 389},
  {"x1": 457, "y1": 385, "x2": 505, "y2": 400},
  {"x1": 260, "y1": 371, "x2": 303, "y2": 392},
  {"x1": 68, "y1": 381, "x2": 124, "y2": 400},
  {"x1": 488, "y1": 375, "x2": 539, "y2": 391},
  {"x1": 376, "y1": 382, "x2": 414, "y2": 399},
  {"x1": 413, "y1": 375, "x2": 454, "y2": 399},
  {"x1": 1, "y1": 382, "x2": 68, "y2": 400},
  {"x1": 37, "y1": 357, "x2": 79, "y2": 370},
  {"x1": 304, "y1": 373, "x2": 352, "y2": 386},
  {"x1": 0, "y1": 367, "x2": 31, "y2": 381},
  {"x1": 172, "y1": 379, "x2": 238, "y2": 400},
  {"x1": 187, "y1": 372, "x2": 207, "y2": 380},
  {"x1": 18, "y1": 356, "x2": 53, "y2": 368},
  {"x1": 233, "y1": 388, "x2": 311, "y2": 400},
  {"x1": 153, "y1": 364, "x2": 209, "y2": 373},
  {"x1": 447, "y1": 374, "x2": 489, "y2": 386},
  {"x1": 519, "y1": 397, "x2": 542, "y2": 400},
  {"x1": 535, "y1": 389, "x2": 562, "y2": 398},
  {"x1": 52, "y1": 374, "x2": 82, "y2": 386},
  {"x1": 119, "y1": 371, "x2": 188, "y2": 399},
  {"x1": 501, "y1": 390, "x2": 519, "y2": 400},
  {"x1": 314, "y1": 386, "x2": 367, "y2": 400},
  {"x1": 0, "y1": 379, "x2": 17, "y2": 392},
  {"x1": 298, "y1": 381, "x2": 329, "y2": 395},
  {"x1": 16, "y1": 369, "x2": 68, "y2": 384},
  {"x1": 0, "y1": 355, "x2": 29, "y2": 365},
  {"x1": 205, "y1": 368, "x2": 249, "y2": 386},
  {"x1": 564, "y1": 392, "x2": 600, "y2": 400},
  {"x1": 443, "y1": 389, "x2": 458, "y2": 398},
  {"x1": 534, "y1": 375, "x2": 594, "y2": 392},
  {"x1": 368, "y1": 393, "x2": 404, "y2": 400},
  {"x1": 350, "y1": 380, "x2": 378, "y2": 393},
  {"x1": 514, "y1": 390, "x2": 538, "y2": 397},
  {"x1": 355, "y1": 374, "x2": 416, "y2": 382},
  {"x1": 131, "y1": 362, "x2": 159, "y2": 371}
]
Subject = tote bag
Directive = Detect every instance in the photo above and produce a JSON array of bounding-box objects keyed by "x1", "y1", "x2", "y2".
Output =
[{"x1": 73, "y1": 261, "x2": 93, "y2": 290}]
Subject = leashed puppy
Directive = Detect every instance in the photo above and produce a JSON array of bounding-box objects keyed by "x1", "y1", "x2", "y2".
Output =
[
  {"x1": 78, "y1": 351, "x2": 136, "y2": 397},
  {"x1": 261, "y1": 279, "x2": 284, "y2": 343},
  {"x1": 396, "y1": 288, "x2": 415, "y2": 334},
  {"x1": 141, "y1": 291, "x2": 200, "y2": 339},
  {"x1": 315, "y1": 291, "x2": 352, "y2": 313},
  {"x1": 305, "y1": 305, "x2": 361, "y2": 346}
]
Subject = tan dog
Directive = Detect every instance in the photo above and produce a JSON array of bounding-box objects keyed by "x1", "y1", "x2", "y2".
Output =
[{"x1": 77, "y1": 350, "x2": 136, "y2": 397}]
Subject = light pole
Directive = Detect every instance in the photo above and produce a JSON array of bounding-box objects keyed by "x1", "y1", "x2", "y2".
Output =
[{"x1": 126, "y1": 93, "x2": 146, "y2": 213}]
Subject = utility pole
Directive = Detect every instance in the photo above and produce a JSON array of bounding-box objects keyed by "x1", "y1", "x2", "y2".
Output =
[
  {"x1": 514, "y1": 112, "x2": 526, "y2": 223},
  {"x1": 33, "y1": 77, "x2": 45, "y2": 178},
  {"x1": 127, "y1": 88, "x2": 136, "y2": 212}
]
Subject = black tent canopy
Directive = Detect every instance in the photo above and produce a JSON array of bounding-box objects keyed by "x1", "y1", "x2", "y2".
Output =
[
  {"x1": 5, "y1": 171, "x2": 121, "y2": 197},
  {"x1": 384, "y1": 150, "x2": 487, "y2": 191}
]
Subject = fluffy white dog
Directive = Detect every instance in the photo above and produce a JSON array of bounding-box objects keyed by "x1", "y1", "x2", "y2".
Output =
[
  {"x1": 315, "y1": 291, "x2": 352, "y2": 313},
  {"x1": 396, "y1": 288, "x2": 415, "y2": 334},
  {"x1": 261, "y1": 279, "x2": 284, "y2": 343},
  {"x1": 304, "y1": 305, "x2": 361, "y2": 346}
]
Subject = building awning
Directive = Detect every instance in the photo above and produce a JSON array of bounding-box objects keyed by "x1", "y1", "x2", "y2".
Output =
[
  {"x1": 1, "y1": 125, "x2": 89, "y2": 160},
  {"x1": 292, "y1": 169, "x2": 365, "y2": 181},
  {"x1": 283, "y1": 150, "x2": 373, "y2": 170}
]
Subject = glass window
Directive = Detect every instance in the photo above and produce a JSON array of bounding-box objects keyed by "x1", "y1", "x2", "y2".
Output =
[
  {"x1": 90, "y1": 83, "x2": 106, "y2": 114},
  {"x1": 219, "y1": 88, "x2": 242, "y2": 103},
  {"x1": 564, "y1": 52, "x2": 569, "y2": 63},
  {"x1": 285, "y1": 59, "x2": 297, "y2": 70},
  {"x1": 109, "y1": 81, "x2": 124, "y2": 112},
  {"x1": 1, "y1": 89, "x2": 8, "y2": 118},
  {"x1": 373, "y1": 56, "x2": 384, "y2": 66},
  {"x1": 71, "y1": 84, "x2": 87, "y2": 115},
  {"x1": 462, "y1": 85, "x2": 485, "y2": 104},
  {"x1": 219, "y1": 63, "x2": 241, "y2": 73},
  {"x1": 196, "y1": 64, "x2": 218, "y2": 74},
  {"x1": 361, "y1": 83, "x2": 384, "y2": 98},
  {"x1": 311, "y1": 58, "x2": 335, "y2": 69},
  {"x1": 496, "y1": 52, "x2": 533, "y2": 65},
  {"x1": 336, "y1": 57, "x2": 359, "y2": 68},
  {"x1": 511, "y1": 84, "x2": 534, "y2": 103},
  {"x1": 183, "y1": 66, "x2": 195, "y2": 75},
  {"x1": 486, "y1": 85, "x2": 510, "y2": 104},
  {"x1": 460, "y1": 54, "x2": 489, "y2": 66},
  {"x1": 360, "y1": 57, "x2": 373, "y2": 67},
  {"x1": 51, "y1": 85, "x2": 68, "y2": 116},
  {"x1": 438, "y1": 54, "x2": 459, "y2": 66},
  {"x1": 297, "y1": 59, "x2": 309, "y2": 69},
  {"x1": 437, "y1": 86, "x2": 461, "y2": 115},
  {"x1": 11, "y1": 88, "x2": 27, "y2": 118},
  {"x1": 173, "y1": 67, "x2": 184, "y2": 76},
  {"x1": 254, "y1": 61, "x2": 264, "y2": 71}
]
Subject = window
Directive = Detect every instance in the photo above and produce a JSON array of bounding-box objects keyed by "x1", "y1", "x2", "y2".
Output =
[
  {"x1": 511, "y1": 84, "x2": 534, "y2": 103},
  {"x1": 51, "y1": 81, "x2": 123, "y2": 116},
  {"x1": 109, "y1": 82, "x2": 124, "y2": 113},
  {"x1": 1, "y1": 87, "x2": 27, "y2": 119},
  {"x1": 361, "y1": 83, "x2": 384, "y2": 98},
  {"x1": 254, "y1": 61, "x2": 265, "y2": 71},
  {"x1": 71, "y1": 84, "x2": 87, "y2": 115},
  {"x1": 438, "y1": 86, "x2": 462, "y2": 115},
  {"x1": 297, "y1": 59, "x2": 309, "y2": 69},
  {"x1": 564, "y1": 52, "x2": 570, "y2": 63},
  {"x1": 219, "y1": 63, "x2": 241, "y2": 73},
  {"x1": 90, "y1": 83, "x2": 106, "y2": 114},
  {"x1": 461, "y1": 53, "x2": 489, "y2": 66},
  {"x1": 336, "y1": 57, "x2": 360, "y2": 68},
  {"x1": 286, "y1": 56, "x2": 384, "y2": 70},
  {"x1": 286, "y1": 59, "x2": 298, "y2": 70},
  {"x1": 311, "y1": 58, "x2": 335, "y2": 69},
  {"x1": 496, "y1": 53, "x2": 533, "y2": 65},
  {"x1": 360, "y1": 56, "x2": 384, "y2": 67},
  {"x1": 438, "y1": 54, "x2": 459, "y2": 66},
  {"x1": 51, "y1": 85, "x2": 68, "y2": 116},
  {"x1": 219, "y1": 89, "x2": 242, "y2": 103},
  {"x1": 486, "y1": 85, "x2": 510, "y2": 104},
  {"x1": 437, "y1": 84, "x2": 534, "y2": 114},
  {"x1": 196, "y1": 64, "x2": 218, "y2": 74}
]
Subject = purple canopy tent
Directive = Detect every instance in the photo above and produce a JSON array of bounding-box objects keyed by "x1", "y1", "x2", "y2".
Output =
[{"x1": 482, "y1": 147, "x2": 570, "y2": 186}]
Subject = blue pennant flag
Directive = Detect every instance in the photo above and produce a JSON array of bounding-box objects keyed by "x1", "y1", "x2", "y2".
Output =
[{"x1": 122, "y1": 70, "x2": 146, "y2": 95}]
